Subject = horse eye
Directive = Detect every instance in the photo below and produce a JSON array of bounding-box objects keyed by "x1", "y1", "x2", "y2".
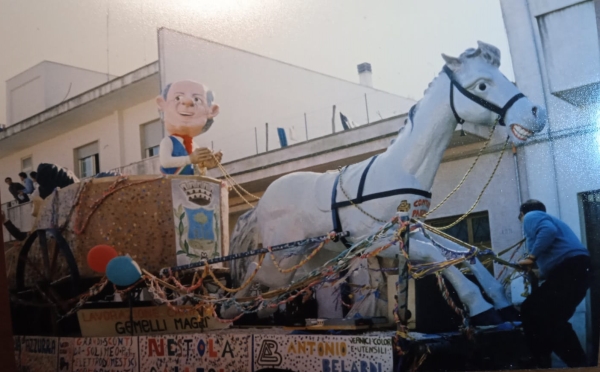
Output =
[
  {"x1": 175, "y1": 96, "x2": 181, "y2": 101},
  {"x1": 478, "y1": 83, "x2": 487, "y2": 91}
]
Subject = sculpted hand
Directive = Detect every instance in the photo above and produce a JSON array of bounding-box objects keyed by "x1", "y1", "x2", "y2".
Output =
[
  {"x1": 189, "y1": 147, "x2": 213, "y2": 164},
  {"x1": 202, "y1": 150, "x2": 223, "y2": 169}
]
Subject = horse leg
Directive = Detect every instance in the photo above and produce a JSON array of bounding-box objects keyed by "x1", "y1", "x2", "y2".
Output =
[
  {"x1": 408, "y1": 238, "x2": 503, "y2": 326},
  {"x1": 219, "y1": 259, "x2": 261, "y2": 319},
  {"x1": 464, "y1": 259, "x2": 520, "y2": 321},
  {"x1": 346, "y1": 257, "x2": 387, "y2": 319},
  {"x1": 252, "y1": 252, "x2": 304, "y2": 318},
  {"x1": 424, "y1": 232, "x2": 518, "y2": 321}
]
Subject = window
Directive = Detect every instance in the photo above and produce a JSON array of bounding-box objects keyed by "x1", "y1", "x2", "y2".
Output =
[
  {"x1": 75, "y1": 142, "x2": 100, "y2": 178},
  {"x1": 427, "y1": 211, "x2": 493, "y2": 273},
  {"x1": 21, "y1": 156, "x2": 33, "y2": 173},
  {"x1": 141, "y1": 120, "x2": 163, "y2": 159}
]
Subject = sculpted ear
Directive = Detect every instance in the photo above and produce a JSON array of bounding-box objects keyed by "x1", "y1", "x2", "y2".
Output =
[
  {"x1": 156, "y1": 95, "x2": 166, "y2": 110},
  {"x1": 442, "y1": 54, "x2": 461, "y2": 71},
  {"x1": 477, "y1": 41, "x2": 501, "y2": 67},
  {"x1": 209, "y1": 104, "x2": 220, "y2": 118}
]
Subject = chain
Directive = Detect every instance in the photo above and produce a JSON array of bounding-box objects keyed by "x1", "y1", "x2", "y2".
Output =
[
  {"x1": 434, "y1": 135, "x2": 510, "y2": 230},
  {"x1": 424, "y1": 117, "x2": 498, "y2": 218},
  {"x1": 338, "y1": 165, "x2": 387, "y2": 223}
]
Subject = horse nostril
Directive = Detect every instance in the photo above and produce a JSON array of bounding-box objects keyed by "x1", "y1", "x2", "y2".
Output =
[{"x1": 532, "y1": 106, "x2": 538, "y2": 118}]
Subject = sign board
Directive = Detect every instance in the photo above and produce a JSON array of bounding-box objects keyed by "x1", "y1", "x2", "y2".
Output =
[
  {"x1": 68, "y1": 336, "x2": 139, "y2": 372},
  {"x1": 139, "y1": 334, "x2": 251, "y2": 372},
  {"x1": 14, "y1": 336, "x2": 59, "y2": 372},
  {"x1": 253, "y1": 334, "x2": 393, "y2": 372},
  {"x1": 77, "y1": 305, "x2": 230, "y2": 337},
  {"x1": 171, "y1": 178, "x2": 226, "y2": 266}
]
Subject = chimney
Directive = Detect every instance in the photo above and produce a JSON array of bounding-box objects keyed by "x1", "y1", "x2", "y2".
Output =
[{"x1": 357, "y1": 63, "x2": 373, "y2": 88}]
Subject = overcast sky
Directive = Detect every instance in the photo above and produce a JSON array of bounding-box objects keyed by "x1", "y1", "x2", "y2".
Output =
[{"x1": 0, "y1": 0, "x2": 513, "y2": 125}]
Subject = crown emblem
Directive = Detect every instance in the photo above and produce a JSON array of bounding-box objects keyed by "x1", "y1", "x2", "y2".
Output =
[
  {"x1": 180, "y1": 181, "x2": 213, "y2": 206},
  {"x1": 397, "y1": 200, "x2": 410, "y2": 213}
]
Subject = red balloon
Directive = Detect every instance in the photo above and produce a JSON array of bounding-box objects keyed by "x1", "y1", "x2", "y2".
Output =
[{"x1": 87, "y1": 245, "x2": 118, "y2": 273}]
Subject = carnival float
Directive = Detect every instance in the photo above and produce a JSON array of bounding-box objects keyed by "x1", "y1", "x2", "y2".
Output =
[{"x1": 8, "y1": 42, "x2": 547, "y2": 372}]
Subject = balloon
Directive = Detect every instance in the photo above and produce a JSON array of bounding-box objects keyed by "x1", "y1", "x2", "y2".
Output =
[
  {"x1": 105, "y1": 256, "x2": 142, "y2": 287},
  {"x1": 87, "y1": 245, "x2": 118, "y2": 273}
]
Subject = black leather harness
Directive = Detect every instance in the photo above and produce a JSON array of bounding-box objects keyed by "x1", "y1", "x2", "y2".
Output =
[
  {"x1": 331, "y1": 155, "x2": 432, "y2": 247},
  {"x1": 443, "y1": 65, "x2": 525, "y2": 127}
]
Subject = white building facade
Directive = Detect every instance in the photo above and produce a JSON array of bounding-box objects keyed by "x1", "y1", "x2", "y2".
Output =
[{"x1": 500, "y1": 0, "x2": 600, "y2": 364}]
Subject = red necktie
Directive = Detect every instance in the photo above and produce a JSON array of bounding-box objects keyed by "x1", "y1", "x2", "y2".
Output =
[{"x1": 173, "y1": 134, "x2": 193, "y2": 154}]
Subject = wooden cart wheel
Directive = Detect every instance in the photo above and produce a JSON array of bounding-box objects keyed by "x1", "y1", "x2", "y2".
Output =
[{"x1": 15, "y1": 229, "x2": 81, "y2": 310}]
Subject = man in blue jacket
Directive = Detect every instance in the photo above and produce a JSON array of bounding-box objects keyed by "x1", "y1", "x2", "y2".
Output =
[{"x1": 517, "y1": 199, "x2": 591, "y2": 368}]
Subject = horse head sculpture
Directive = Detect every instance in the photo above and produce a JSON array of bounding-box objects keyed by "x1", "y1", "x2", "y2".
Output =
[{"x1": 441, "y1": 41, "x2": 546, "y2": 141}]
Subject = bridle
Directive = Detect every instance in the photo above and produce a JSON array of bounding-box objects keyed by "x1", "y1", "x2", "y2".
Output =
[{"x1": 443, "y1": 65, "x2": 525, "y2": 127}]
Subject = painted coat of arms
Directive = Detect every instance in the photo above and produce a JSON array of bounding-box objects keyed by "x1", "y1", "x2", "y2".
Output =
[{"x1": 171, "y1": 178, "x2": 222, "y2": 265}]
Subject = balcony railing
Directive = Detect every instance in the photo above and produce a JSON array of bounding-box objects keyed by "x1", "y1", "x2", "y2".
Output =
[{"x1": 2, "y1": 200, "x2": 33, "y2": 243}]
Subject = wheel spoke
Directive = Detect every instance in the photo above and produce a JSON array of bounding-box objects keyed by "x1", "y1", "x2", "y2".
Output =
[
  {"x1": 38, "y1": 231, "x2": 51, "y2": 279},
  {"x1": 49, "y1": 240, "x2": 60, "y2": 281},
  {"x1": 22, "y1": 255, "x2": 47, "y2": 283}
]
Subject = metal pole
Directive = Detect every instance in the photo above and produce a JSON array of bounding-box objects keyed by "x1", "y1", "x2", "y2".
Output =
[
  {"x1": 397, "y1": 214, "x2": 410, "y2": 326},
  {"x1": 0, "y1": 194, "x2": 16, "y2": 371},
  {"x1": 364, "y1": 93, "x2": 370, "y2": 124},
  {"x1": 255, "y1": 127, "x2": 259, "y2": 154},
  {"x1": 331, "y1": 105, "x2": 336, "y2": 134},
  {"x1": 265, "y1": 123, "x2": 269, "y2": 152},
  {"x1": 304, "y1": 113, "x2": 308, "y2": 141}
]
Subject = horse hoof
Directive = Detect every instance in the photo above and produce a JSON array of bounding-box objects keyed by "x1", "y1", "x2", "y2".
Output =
[
  {"x1": 257, "y1": 306, "x2": 277, "y2": 319},
  {"x1": 498, "y1": 305, "x2": 521, "y2": 322},
  {"x1": 498, "y1": 306, "x2": 521, "y2": 322},
  {"x1": 470, "y1": 308, "x2": 503, "y2": 326}
]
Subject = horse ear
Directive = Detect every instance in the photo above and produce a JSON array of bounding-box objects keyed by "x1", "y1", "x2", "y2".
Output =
[
  {"x1": 477, "y1": 41, "x2": 501, "y2": 66},
  {"x1": 442, "y1": 54, "x2": 461, "y2": 71}
]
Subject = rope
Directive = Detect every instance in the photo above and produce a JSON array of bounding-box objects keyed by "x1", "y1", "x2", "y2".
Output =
[
  {"x1": 495, "y1": 240, "x2": 524, "y2": 280},
  {"x1": 268, "y1": 238, "x2": 328, "y2": 274},
  {"x1": 424, "y1": 118, "x2": 498, "y2": 218},
  {"x1": 432, "y1": 135, "x2": 510, "y2": 230},
  {"x1": 202, "y1": 254, "x2": 265, "y2": 294},
  {"x1": 435, "y1": 272, "x2": 472, "y2": 337},
  {"x1": 210, "y1": 153, "x2": 260, "y2": 208}
]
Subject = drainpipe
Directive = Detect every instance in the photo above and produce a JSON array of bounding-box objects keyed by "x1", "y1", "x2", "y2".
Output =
[{"x1": 512, "y1": 144, "x2": 522, "y2": 207}]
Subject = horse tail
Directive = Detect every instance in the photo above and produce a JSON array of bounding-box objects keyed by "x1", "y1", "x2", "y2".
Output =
[{"x1": 230, "y1": 207, "x2": 260, "y2": 287}]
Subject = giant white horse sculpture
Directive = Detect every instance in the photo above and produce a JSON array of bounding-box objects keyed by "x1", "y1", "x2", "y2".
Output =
[{"x1": 222, "y1": 42, "x2": 546, "y2": 325}]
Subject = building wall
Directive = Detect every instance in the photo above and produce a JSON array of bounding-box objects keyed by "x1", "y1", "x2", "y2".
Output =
[
  {"x1": 6, "y1": 61, "x2": 112, "y2": 125},
  {"x1": 121, "y1": 99, "x2": 160, "y2": 166},
  {"x1": 500, "y1": 0, "x2": 600, "y2": 363},
  {"x1": 0, "y1": 97, "x2": 158, "y2": 204}
]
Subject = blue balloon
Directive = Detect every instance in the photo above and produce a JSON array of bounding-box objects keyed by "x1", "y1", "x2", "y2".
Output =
[{"x1": 105, "y1": 256, "x2": 142, "y2": 286}]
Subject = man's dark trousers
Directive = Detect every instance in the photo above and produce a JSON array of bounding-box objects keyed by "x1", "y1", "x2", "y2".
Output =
[{"x1": 521, "y1": 254, "x2": 591, "y2": 368}]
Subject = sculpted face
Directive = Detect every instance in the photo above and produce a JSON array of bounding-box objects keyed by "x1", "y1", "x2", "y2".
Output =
[{"x1": 156, "y1": 80, "x2": 220, "y2": 137}]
